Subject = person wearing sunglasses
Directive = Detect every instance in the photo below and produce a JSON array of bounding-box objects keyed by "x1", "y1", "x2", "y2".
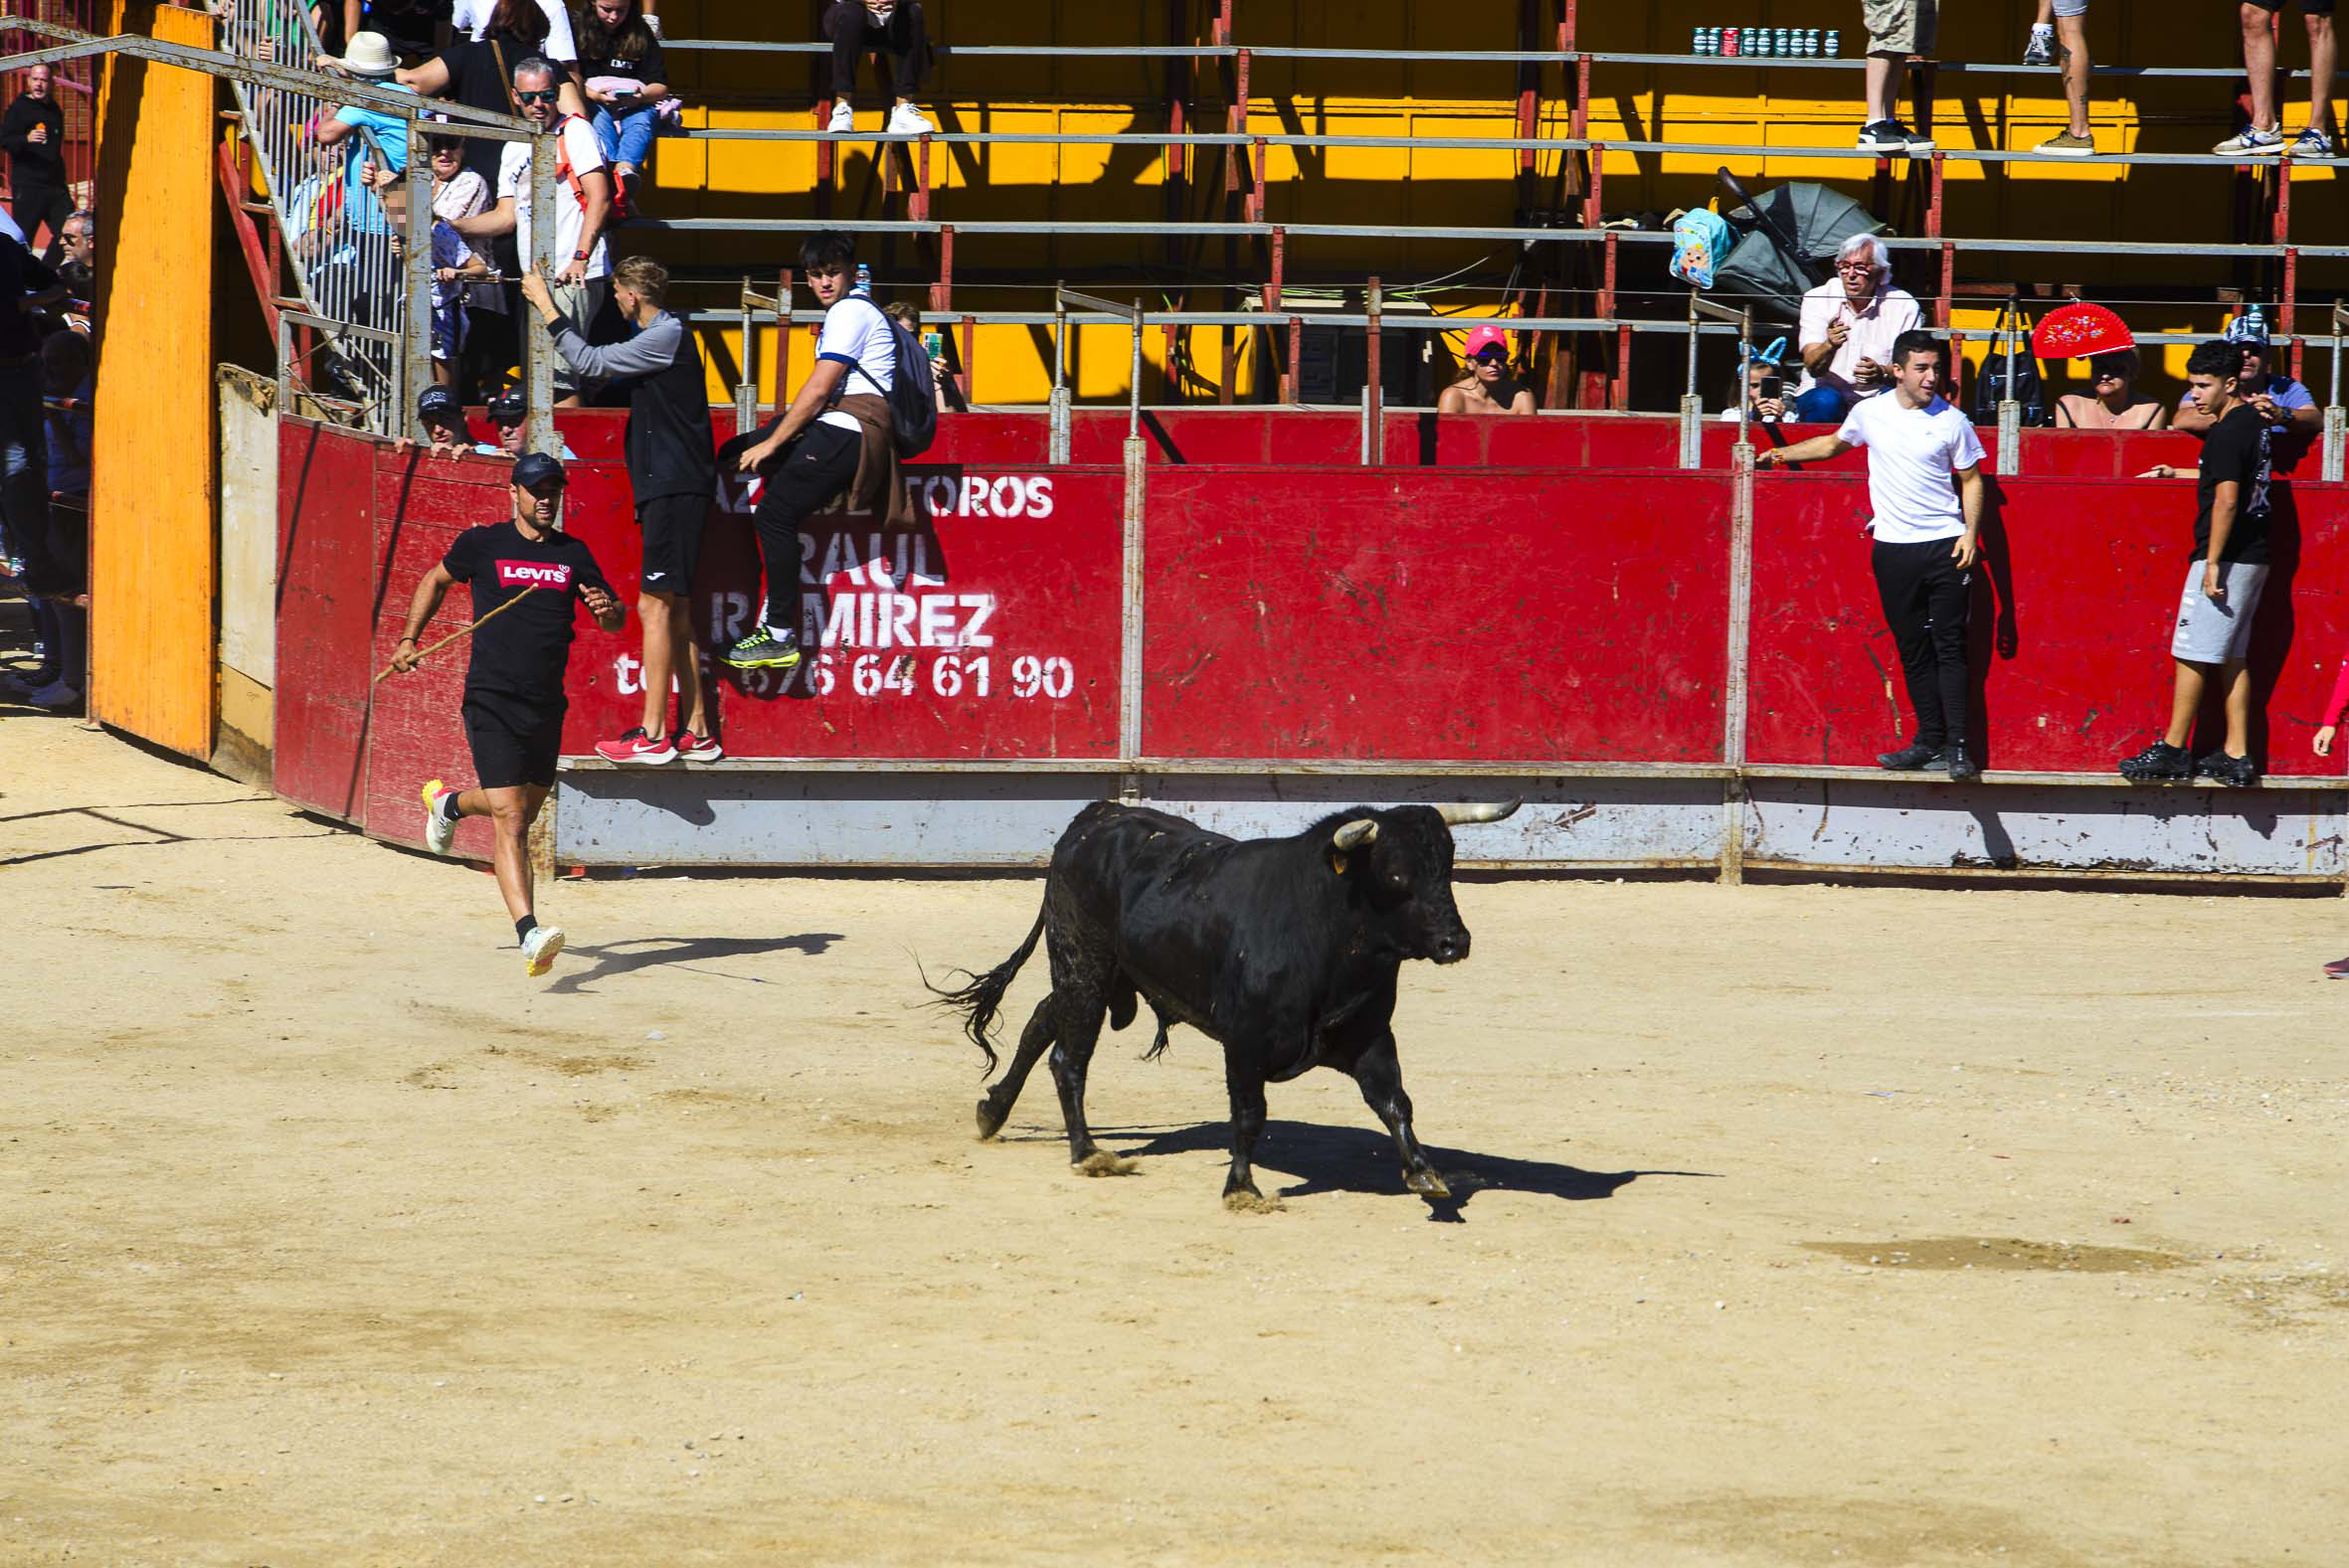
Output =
[
  {"x1": 2056, "y1": 346, "x2": 2165, "y2": 430},
  {"x1": 1791, "y1": 233, "x2": 1922, "y2": 423},
  {"x1": 1437, "y1": 324, "x2": 1535, "y2": 416}
]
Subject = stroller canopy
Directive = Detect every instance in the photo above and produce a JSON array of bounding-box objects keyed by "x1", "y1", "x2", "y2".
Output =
[{"x1": 1712, "y1": 179, "x2": 1891, "y2": 324}]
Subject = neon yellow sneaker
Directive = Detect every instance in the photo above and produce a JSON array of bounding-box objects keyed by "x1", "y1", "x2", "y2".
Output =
[
  {"x1": 521, "y1": 924, "x2": 566, "y2": 977},
  {"x1": 421, "y1": 780, "x2": 457, "y2": 856}
]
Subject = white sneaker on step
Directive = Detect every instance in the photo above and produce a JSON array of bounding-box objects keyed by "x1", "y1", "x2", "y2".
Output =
[
  {"x1": 522, "y1": 924, "x2": 566, "y2": 977},
  {"x1": 827, "y1": 100, "x2": 855, "y2": 134},
  {"x1": 887, "y1": 102, "x2": 935, "y2": 135}
]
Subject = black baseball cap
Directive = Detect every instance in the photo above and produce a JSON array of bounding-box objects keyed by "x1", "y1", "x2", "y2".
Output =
[
  {"x1": 417, "y1": 385, "x2": 460, "y2": 420},
  {"x1": 488, "y1": 388, "x2": 528, "y2": 425},
  {"x1": 511, "y1": 451, "x2": 567, "y2": 489}
]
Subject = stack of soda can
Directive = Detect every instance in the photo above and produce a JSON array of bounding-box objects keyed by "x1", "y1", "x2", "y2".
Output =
[{"x1": 1690, "y1": 27, "x2": 1838, "y2": 56}]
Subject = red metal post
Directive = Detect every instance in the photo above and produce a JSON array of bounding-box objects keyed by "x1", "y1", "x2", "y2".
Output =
[
  {"x1": 1367, "y1": 274, "x2": 1383, "y2": 452},
  {"x1": 959, "y1": 314, "x2": 975, "y2": 403},
  {"x1": 1925, "y1": 150, "x2": 1943, "y2": 239},
  {"x1": 1937, "y1": 241, "x2": 1954, "y2": 331},
  {"x1": 932, "y1": 230, "x2": 951, "y2": 314},
  {"x1": 1229, "y1": 48, "x2": 1250, "y2": 195},
  {"x1": 779, "y1": 269, "x2": 795, "y2": 396},
  {"x1": 1251, "y1": 135, "x2": 1266, "y2": 222},
  {"x1": 1571, "y1": 53, "x2": 1589, "y2": 139},
  {"x1": 1269, "y1": 225, "x2": 1285, "y2": 308},
  {"x1": 1287, "y1": 315, "x2": 1302, "y2": 405},
  {"x1": 917, "y1": 131, "x2": 932, "y2": 223},
  {"x1": 1517, "y1": 0, "x2": 1537, "y2": 174},
  {"x1": 1587, "y1": 140, "x2": 1604, "y2": 225},
  {"x1": 1562, "y1": 0, "x2": 1577, "y2": 52},
  {"x1": 1613, "y1": 321, "x2": 1631, "y2": 412}
]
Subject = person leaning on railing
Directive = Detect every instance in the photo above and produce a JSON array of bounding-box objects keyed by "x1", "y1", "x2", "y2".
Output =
[
  {"x1": 1437, "y1": 324, "x2": 1535, "y2": 416},
  {"x1": 1792, "y1": 233, "x2": 1920, "y2": 423},
  {"x1": 447, "y1": 56, "x2": 612, "y2": 407},
  {"x1": 2170, "y1": 311, "x2": 2320, "y2": 441}
]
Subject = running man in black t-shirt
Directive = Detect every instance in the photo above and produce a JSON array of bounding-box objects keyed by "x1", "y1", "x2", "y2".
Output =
[
  {"x1": 389, "y1": 452, "x2": 624, "y2": 974},
  {"x1": 2119, "y1": 338, "x2": 2275, "y2": 788}
]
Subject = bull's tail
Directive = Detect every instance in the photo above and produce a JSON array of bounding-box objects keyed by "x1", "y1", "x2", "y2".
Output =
[{"x1": 923, "y1": 902, "x2": 1047, "y2": 1073}]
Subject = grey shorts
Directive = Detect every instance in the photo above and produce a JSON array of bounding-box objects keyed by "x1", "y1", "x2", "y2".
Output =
[
  {"x1": 1863, "y1": 0, "x2": 1938, "y2": 54},
  {"x1": 2170, "y1": 560, "x2": 2268, "y2": 664},
  {"x1": 2052, "y1": 0, "x2": 2086, "y2": 16}
]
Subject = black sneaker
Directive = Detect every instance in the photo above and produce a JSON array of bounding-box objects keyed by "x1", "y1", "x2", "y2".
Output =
[
  {"x1": 2195, "y1": 750, "x2": 2260, "y2": 787},
  {"x1": 1878, "y1": 741, "x2": 1945, "y2": 771},
  {"x1": 1944, "y1": 743, "x2": 1979, "y2": 783},
  {"x1": 720, "y1": 626, "x2": 804, "y2": 670},
  {"x1": 1856, "y1": 120, "x2": 1910, "y2": 153},
  {"x1": 2117, "y1": 741, "x2": 2193, "y2": 782}
]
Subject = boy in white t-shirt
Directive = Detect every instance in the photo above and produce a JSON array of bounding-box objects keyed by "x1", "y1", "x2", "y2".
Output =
[
  {"x1": 719, "y1": 229, "x2": 899, "y2": 672},
  {"x1": 448, "y1": 57, "x2": 613, "y2": 404},
  {"x1": 1757, "y1": 330, "x2": 1988, "y2": 781}
]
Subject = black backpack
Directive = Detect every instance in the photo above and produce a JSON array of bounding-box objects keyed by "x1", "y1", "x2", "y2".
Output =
[
  {"x1": 1972, "y1": 300, "x2": 2049, "y2": 428},
  {"x1": 843, "y1": 297, "x2": 939, "y2": 458}
]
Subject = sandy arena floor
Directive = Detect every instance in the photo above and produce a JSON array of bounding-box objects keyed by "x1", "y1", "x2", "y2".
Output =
[{"x1": 4, "y1": 711, "x2": 2347, "y2": 1566}]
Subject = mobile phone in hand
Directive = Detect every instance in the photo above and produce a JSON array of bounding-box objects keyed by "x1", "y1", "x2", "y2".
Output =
[
  {"x1": 922, "y1": 329, "x2": 943, "y2": 361},
  {"x1": 1759, "y1": 375, "x2": 1783, "y2": 402}
]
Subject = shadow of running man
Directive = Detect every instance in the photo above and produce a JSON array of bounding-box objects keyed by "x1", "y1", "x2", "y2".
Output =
[
  {"x1": 547, "y1": 933, "x2": 842, "y2": 995},
  {"x1": 1088, "y1": 1118, "x2": 1719, "y2": 1224}
]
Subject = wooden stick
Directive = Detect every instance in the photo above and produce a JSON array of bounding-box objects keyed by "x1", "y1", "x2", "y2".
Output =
[{"x1": 373, "y1": 585, "x2": 542, "y2": 685}]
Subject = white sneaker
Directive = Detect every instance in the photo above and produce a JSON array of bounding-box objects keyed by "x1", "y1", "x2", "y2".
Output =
[
  {"x1": 522, "y1": 924, "x2": 566, "y2": 977},
  {"x1": 27, "y1": 680, "x2": 80, "y2": 709},
  {"x1": 827, "y1": 99, "x2": 855, "y2": 134},
  {"x1": 887, "y1": 101, "x2": 935, "y2": 135},
  {"x1": 421, "y1": 778, "x2": 458, "y2": 856}
]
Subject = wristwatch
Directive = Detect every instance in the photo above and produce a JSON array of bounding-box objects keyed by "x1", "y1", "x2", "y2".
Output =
[{"x1": 572, "y1": 250, "x2": 588, "y2": 261}]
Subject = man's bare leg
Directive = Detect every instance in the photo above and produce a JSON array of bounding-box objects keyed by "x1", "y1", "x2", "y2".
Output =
[
  {"x1": 2163, "y1": 659, "x2": 2213, "y2": 750},
  {"x1": 2244, "y1": 3, "x2": 2280, "y2": 130},
  {"x1": 453, "y1": 783, "x2": 546, "y2": 926},
  {"x1": 2220, "y1": 658, "x2": 2255, "y2": 758},
  {"x1": 637, "y1": 592, "x2": 676, "y2": 739},
  {"x1": 2308, "y1": 12, "x2": 2336, "y2": 136}
]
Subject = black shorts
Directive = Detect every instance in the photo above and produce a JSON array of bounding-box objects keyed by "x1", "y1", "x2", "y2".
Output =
[
  {"x1": 462, "y1": 695, "x2": 565, "y2": 789},
  {"x1": 638, "y1": 493, "x2": 709, "y2": 598},
  {"x1": 2246, "y1": 0, "x2": 2334, "y2": 13}
]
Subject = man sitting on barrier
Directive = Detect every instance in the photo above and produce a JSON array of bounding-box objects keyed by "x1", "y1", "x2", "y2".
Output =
[
  {"x1": 719, "y1": 229, "x2": 912, "y2": 674},
  {"x1": 2170, "y1": 310, "x2": 2319, "y2": 441},
  {"x1": 1756, "y1": 329, "x2": 1987, "y2": 783},
  {"x1": 1791, "y1": 234, "x2": 1921, "y2": 423},
  {"x1": 2118, "y1": 339, "x2": 2275, "y2": 788}
]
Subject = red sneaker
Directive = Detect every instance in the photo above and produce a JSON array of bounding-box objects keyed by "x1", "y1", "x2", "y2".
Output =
[
  {"x1": 595, "y1": 727, "x2": 678, "y2": 765},
  {"x1": 674, "y1": 731, "x2": 725, "y2": 763},
  {"x1": 2324, "y1": 955, "x2": 2349, "y2": 979}
]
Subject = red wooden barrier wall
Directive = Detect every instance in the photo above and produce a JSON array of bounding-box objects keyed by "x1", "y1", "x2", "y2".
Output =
[
  {"x1": 275, "y1": 415, "x2": 2349, "y2": 855},
  {"x1": 1142, "y1": 468, "x2": 1732, "y2": 762}
]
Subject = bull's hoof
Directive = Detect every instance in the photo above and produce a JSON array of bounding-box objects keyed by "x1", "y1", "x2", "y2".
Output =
[
  {"x1": 1222, "y1": 1189, "x2": 1286, "y2": 1215},
  {"x1": 1072, "y1": 1150, "x2": 1139, "y2": 1176},
  {"x1": 975, "y1": 1098, "x2": 1008, "y2": 1141},
  {"x1": 1404, "y1": 1168, "x2": 1453, "y2": 1200}
]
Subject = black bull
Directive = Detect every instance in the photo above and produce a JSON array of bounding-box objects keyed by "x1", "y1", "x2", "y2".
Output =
[{"x1": 930, "y1": 797, "x2": 1521, "y2": 1209}]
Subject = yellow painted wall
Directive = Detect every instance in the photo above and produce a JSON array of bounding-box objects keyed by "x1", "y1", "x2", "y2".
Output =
[
  {"x1": 637, "y1": 3, "x2": 2334, "y2": 409},
  {"x1": 90, "y1": 1, "x2": 218, "y2": 756}
]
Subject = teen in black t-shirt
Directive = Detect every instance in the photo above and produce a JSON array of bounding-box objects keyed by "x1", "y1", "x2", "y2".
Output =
[
  {"x1": 388, "y1": 452, "x2": 623, "y2": 976},
  {"x1": 2118, "y1": 339, "x2": 2277, "y2": 788}
]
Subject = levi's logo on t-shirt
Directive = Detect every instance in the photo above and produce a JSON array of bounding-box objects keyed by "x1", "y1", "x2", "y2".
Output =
[{"x1": 496, "y1": 560, "x2": 573, "y2": 589}]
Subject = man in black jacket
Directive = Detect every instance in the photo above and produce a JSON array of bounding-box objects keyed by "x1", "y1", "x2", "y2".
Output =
[
  {"x1": 521, "y1": 252, "x2": 721, "y2": 763},
  {"x1": 1, "y1": 65, "x2": 72, "y2": 262}
]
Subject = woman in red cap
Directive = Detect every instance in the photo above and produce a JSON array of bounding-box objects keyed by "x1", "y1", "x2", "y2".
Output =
[
  {"x1": 2035, "y1": 302, "x2": 2167, "y2": 431},
  {"x1": 1438, "y1": 323, "x2": 1535, "y2": 416}
]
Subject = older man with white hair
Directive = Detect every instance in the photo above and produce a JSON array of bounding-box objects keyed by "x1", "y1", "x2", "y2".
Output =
[{"x1": 1791, "y1": 233, "x2": 1923, "y2": 423}]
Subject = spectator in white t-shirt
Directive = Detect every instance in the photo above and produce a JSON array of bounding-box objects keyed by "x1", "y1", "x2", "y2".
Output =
[
  {"x1": 716, "y1": 230, "x2": 906, "y2": 673},
  {"x1": 449, "y1": 55, "x2": 611, "y2": 404},
  {"x1": 1792, "y1": 233, "x2": 1922, "y2": 423},
  {"x1": 1757, "y1": 330, "x2": 1988, "y2": 782}
]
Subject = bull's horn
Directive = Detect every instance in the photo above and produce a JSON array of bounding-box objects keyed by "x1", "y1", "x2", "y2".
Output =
[
  {"x1": 1332, "y1": 818, "x2": 1379, "y2": 849},
  {"x1": 1436, "y1": 798, "x2": 1523, "y2": 826}
]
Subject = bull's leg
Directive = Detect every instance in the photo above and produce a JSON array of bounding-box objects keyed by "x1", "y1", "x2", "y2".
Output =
[
  {"x1": 976, "y1": 995, "x2": 1057, "y2": 1140},
  {"x1": 1353, "y1": 1032, "x2": 1450, "y2": 1199},
  {"x1": 1049, "y1": 991, "x2": 1135, "y2": 1176},
  {"x1": 1220, "y1": 1055, "x2": 1278, "y2": 1212}
]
